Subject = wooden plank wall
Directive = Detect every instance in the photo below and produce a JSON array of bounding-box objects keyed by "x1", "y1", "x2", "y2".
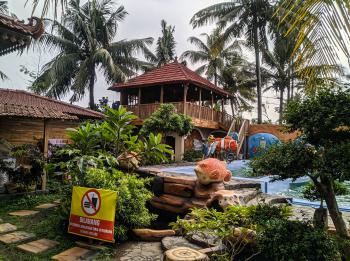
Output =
[{"x1": 0, "y1": 118, "x2": 79, "y2": 148}]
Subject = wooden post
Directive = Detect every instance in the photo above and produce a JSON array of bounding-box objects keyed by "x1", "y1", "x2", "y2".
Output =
[
  {"x1": 160, "y1": 85, "x2": 164, "y2": 103},
  {"x1": 221, "y1": 98, "x2": 224, "y2": 123},
  {"x1": 138, "y1": 88, "x2": 141, "y2": 116},
  {"x1": 199, "y1": 88, "x2": 202, "y2": 120},
  {"x1": 211, "y1": 92, "x2": 214, "y2": 121},
  {"x1": 183, "y1": 84, "x2": 188, "y2": 115},
  {"x1": 42, "y1": 119, "x2": 49, "y2": 191}
]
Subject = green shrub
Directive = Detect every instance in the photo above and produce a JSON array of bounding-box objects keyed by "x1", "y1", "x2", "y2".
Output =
[
  {"x1": 59, "y1": 168, "x2": 157, "y2": 241},
  {"x1": 257, "y1": 219, "x2": 340, "y2": 260},
  {"x1": 183, "y1": 149, "x2": 203, "y2": 162}
]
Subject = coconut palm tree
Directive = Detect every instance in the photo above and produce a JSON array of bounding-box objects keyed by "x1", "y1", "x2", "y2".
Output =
[
  {"x1": 277, "y1": 1, "x2": 350, "y2": 93},
  {"x1": 0, "y1": 1, "x2": 7, "y2": 13},
  {"x1": 190, "y1": 0, "x2": 273, "y2": 124},
  {"x1": 219, "y1": 55, "x2": 256, "y2": 117},
  {"x1": 155, "y1": 20, "x2": 176, "y2": 66},
  {"x1": 143, "y1": 19, "x2": 176, "y2": 70},
  {"x1": 31, "y1": 0, "x2": 153, "y2": 109},
  {"x1": 181, "y1": 29, "x2": 242, "y2": 86}
]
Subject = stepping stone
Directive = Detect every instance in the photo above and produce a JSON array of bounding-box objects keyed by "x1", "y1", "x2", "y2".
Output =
[
  {"x1": 8, "y1": 210, "x2": 39, "y2": 217},
  {"x1": 162, "y1": 236, "x2": 202, "y2": 251},
  {"x1": 0, "y1": 231, "x2": 35, "y2": 244},
  {"x1": 0, "y1": 218, "x2": 3, "y2": 222},
  {"x1": 36, "y1": 203, "x2": 57, "y2": 209},
  {"x1": 165, "y1": 247, "x2": 209, "y2": 261},
  {"x1": 52, "y1": 247, "x2": 93, "y2": 261},
  {"x1": 17, "y1": 238, "x2": 59, "y2": 254},
  {"x1": 115, "y1": 241, "x2": 163, "y2": 261},
  {"x1": 0, "y1": 223, "x2": 17, "y2": 234},
  {"x1": 53, "y1": 199, "x2": 61, "y2": 204}
]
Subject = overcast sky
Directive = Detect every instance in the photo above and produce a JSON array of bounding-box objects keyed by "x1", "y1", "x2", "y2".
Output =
[{"x1": 1, "y1": 0, "x2": 281, "y2": 122}]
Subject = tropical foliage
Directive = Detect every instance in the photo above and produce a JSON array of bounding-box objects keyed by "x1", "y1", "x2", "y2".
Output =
[
  {"x1": 277, "y1": 0, "x2": 350, "y2": 91},
  {"x1": 145, "y1": 20, "x2": 176, "y2": 68},
  {"x1": 31, "y1": 0, "x2": 153, "y2": 109},
  {"x1": 0, "y1": 1, "x2": 7, "y2": 13},
  {"x1": 250, "y1": 89, "x2": 350, "y2": 240},
  {"x1": 50, "y1": 107, "x2": 172, "y2": 240},
  {"x1": 181, "y1": 29, "x2": 242, "y2": 86},
  {"x1": 191, "y1": 0, "x2": 273, "y2": 124},
  {"x1": 140, "y1": 103, "x2": 194, "y2": 137}
]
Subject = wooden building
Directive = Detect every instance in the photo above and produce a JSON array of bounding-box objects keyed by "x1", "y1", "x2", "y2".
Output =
[
  {"x1": 109, "y1": 59, "x2": 241, "y2": 160},
  {"x1": 0, "y1": 89, "x2": 104, "y2": 157}
]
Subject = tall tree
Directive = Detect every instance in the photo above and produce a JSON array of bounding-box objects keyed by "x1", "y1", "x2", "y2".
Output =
[
  {"x1": 219, "y1": 55, "x2": 256, "y2": 117},
  {"x1": 144, "y1": 19, "x2": 176, "y2": 68},
  {"x1": 181, "y1": 29, "x2": 242, "y2": 86},
  {"x1": 262, "y1": 31, "x2": 296, "y2": 124},
  {"x1": 32, "y1": 0, "x2": 153, "y2": 109},
  {"x1": 277, "y1": 1, "x2": 350, "y2": 92},
  {"x1": 0, "y1": 1, "x2": 7, "y2": 13},
  {"x1": 191, "y1": 0, "x2": 273, "y2": 123}
]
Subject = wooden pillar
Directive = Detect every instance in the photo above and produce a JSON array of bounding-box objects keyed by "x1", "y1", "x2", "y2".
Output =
[
  {"x1": 211, "y1": 92, "x2": 214, "y2": 121},
  {"x1": 183, "y1": 84, "x2": 189, "y2": 115},
  {"x1": 42, "y1": 119, "x2": 49, "y2": 191},
  {"x1": 221, "y1": 98, "x2": 224, "y2": 122},
  {"x1": 199, "y1": 88, "x2": 202, "y2": 120},
  {"x1": 160, "y1": 85, "x2": 164, "y2": 103},
  {"x1": 138, "y1": 88, "x2": 141, "y2": 116}
]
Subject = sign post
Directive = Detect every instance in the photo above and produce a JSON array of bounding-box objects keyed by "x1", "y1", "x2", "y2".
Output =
[{"x1": 68, "y1": 186, "x2": 117, "y2": 243}]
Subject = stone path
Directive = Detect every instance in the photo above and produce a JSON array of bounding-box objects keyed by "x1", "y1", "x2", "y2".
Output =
[
  {"x1": 8, "y1": 210, "x2": 39, "y2": 217},
  {"x1": 0, "y1": 223, "x2": 17, "y2": 234},
  {"x1": 52, "y1": 247, "x2": 94, "y2": 261},
  {"x1": 17, "y1": 238, "x2": 59, "y2": 254},
  {"x1": 0, "y1": 200, "x2": 97, "y2": 260},
  {"x1": 0, "y1": 231, "x2": 35, "y2": 244},
  {"x1": 114, "y1": 241, "x2": 164, "y2": 261},
  {"x1": 35, "y1": 203, "x2": 57, "y2": 209}
]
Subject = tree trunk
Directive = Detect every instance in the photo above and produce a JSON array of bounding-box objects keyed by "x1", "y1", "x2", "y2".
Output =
[
  {"x1": 279, "y1": 87, "x2": 284, "y2": 124},
  {"x1": 320, "y1": 179, "x2": 349, "y2": 238},
  {"x1": 230, "y1": 98, "x2": 235, "y2": 117},
  {"x1": 214, "y1": 73, "x2": 218, "y2": 87},
  {"x1": 253, "y1": 21, "x2": 262, "y2": 124},
  {"x1": 89, "y1": 69, "x2": 95, "y2": 109}
]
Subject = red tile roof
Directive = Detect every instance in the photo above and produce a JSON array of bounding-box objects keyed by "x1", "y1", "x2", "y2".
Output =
[
  {"x1": 110, "y1": 61, "x2": 232, "y2": 97},
  {"x1": 0, "y1": 14, "x2": 44, "y2": 39},
  {"x1": 0, "y1": 89, "x2": 104, "y2": 120}
]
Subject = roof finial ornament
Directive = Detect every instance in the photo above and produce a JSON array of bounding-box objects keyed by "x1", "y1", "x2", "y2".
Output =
[{"x1": 174, "y1": 56, "x2": 178, "y2": 63}]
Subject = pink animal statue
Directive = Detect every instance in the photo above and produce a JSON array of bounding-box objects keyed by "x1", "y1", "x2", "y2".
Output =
[{"x1": 194, "y1": 158, "x2": 232, "y2": 185}]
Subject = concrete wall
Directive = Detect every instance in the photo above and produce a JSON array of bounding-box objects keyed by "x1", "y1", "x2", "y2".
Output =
[{"x1": 248, "y1": 124, "x2": 298, "y2": 142}]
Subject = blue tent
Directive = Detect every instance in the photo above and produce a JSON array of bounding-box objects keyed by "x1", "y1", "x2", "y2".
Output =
[{"x1": 248, "y1": 133, "x2": 280, "y2": 158}]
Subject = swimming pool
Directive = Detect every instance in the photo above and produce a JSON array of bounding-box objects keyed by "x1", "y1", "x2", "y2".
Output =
[{"x1": 161, "y1": 160, "x2": 350, "y2": 212}]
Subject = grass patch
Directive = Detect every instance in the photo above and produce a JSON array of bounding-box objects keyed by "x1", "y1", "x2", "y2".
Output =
[{"x1": 0, "y1": 193, "x2": 77, "y2": 261}]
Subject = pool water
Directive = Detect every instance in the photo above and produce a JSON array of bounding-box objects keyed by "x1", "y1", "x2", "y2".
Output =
[{"x1": 161, "y1": 160, "x2": 350, "y2": 212}]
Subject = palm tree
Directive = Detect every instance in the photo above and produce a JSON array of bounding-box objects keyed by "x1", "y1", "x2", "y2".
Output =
[
  {"x1": 181, "y1": 29, "x2": 242, "y2": 86},
  {"x1": 32, "y1": 0, "x2": 153, "y2": 109},
  {"x1": 277, "y1": 1, "x2": 350, "y2": 93},
  {"x1": 0, "y1": 1, "x2": 7, "y2": 13},
  {"x1": 219, "y1": 55, "x2": 256, "y2": 117},
  {"x1": 191, "y1": 0, "x2": 273, "y2": 124},
  {"x1": 155, "y1": 20, "x2": 176, "y2": 66},
  {"x1": 144, "y1": 19, "x2": 176, "y2": 69}
]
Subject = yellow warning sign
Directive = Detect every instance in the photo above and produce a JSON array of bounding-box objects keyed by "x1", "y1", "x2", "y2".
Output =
[{"x1": 68, "y1": 186, "x2": 117, "y2": 242}]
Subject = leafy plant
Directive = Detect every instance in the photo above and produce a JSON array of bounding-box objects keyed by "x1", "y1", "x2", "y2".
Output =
[
  {"x1": 140, "y1": 103, "x2": 194, "y2": 137},
  {"x1": 251, "y1": 89, "x2": 350, "y2": 240},
  {"x1": 256, "y1": 219, "x2": 340, "y2": 261},
  {"x1": 171, "y1": 205, "x2": 291, "y2": 260},
  {"x1": 182, "y1": 149, "x2": 203, "y2": 162},
  {"x1": 303, "y1": 181, "x2": 348, "y2": 203}
]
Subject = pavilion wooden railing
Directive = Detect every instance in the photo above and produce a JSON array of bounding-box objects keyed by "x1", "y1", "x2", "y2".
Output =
[{"x1": 124, "y1": 102, "x2": 236, "y2": 129}]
